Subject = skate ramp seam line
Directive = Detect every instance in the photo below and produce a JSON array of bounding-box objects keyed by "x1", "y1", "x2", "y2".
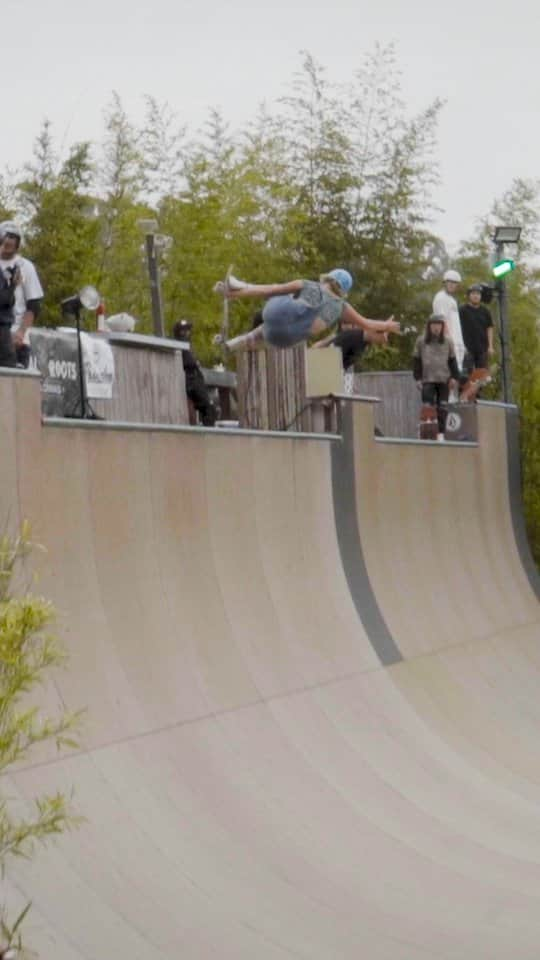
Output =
[
  {"x1": 382, "y1": 617, "x2": 540, "y2": 671},
  {"x1": 10, "y1": 664, "x2": 388, "y2": 775}
]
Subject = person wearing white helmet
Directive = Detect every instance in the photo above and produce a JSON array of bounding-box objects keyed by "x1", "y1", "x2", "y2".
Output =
[
  {"x1": 0, "y1": 222, "x2": 44, "y2": 367},
  {"x1": 213, "y1": 268, "x2": 400, "y2": 350},
  {"x1": 432, "y1": 269, "x2": 465, "y2": 373}
]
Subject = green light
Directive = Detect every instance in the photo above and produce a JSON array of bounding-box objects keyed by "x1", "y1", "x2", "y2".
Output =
[{"x1": 492, "y1": 258, "x2": 515, "y2": 278}]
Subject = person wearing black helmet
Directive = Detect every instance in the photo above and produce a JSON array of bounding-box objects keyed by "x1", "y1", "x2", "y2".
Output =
[
  {"x1": 172, "y1": 320, "x2": 217, "y2": 427},
  {"x1": 459, "y1": 283, "x2": 494, "y2": 374}
]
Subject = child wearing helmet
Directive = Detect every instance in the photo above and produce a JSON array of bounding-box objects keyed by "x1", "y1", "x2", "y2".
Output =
[
  {"x1": 213, "y1": 268, "x2": 399, "y2": 350},
  {"x1": 413, "y1": 314, "x2": 460, "y2": 438}
]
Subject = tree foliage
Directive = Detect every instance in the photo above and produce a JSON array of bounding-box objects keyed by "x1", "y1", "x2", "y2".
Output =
[
  {"x1": 455, "y1": 177, "x2": 540, "y2": 562},
  {"x1": 0, "y1": 524, "x2": 83, "y2": 956}
]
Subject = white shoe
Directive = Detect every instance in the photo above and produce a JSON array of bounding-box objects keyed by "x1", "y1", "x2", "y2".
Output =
[
  {"x1": 437, "y1": 433, "x2": 445, "y2": 442},
  {"x1": 213, "y1": 275, "x2": 248, "y2": 295},
  {"x1": 225, "y1": 334, "x2": 247, "y2": 351},
  {"x1": 227, "y1": 274, "x2": 248, "y2": 290}
]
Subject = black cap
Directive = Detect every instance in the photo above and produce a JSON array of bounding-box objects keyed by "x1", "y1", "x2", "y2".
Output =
[
  {"x1": 172, "y1": 319, "x2": 193, "y2": 339},
  {"x1": 467, "y1": 284, "x2": 483, "y2": 294}
]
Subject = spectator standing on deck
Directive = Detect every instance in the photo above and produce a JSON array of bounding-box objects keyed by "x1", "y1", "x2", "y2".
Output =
[
  {"x1": 459, "y1": 283, "x2": 494, "y2": 373},
  {"x1": 432, "y1": 269, "x2": 465, "y2": 373},
  {"x1": 0, "y1": 264, "x2": 17, "y2": 367},
  {"x1": 0, "y1": 222, "x2": 43, "y2": 368},
  {"x1": 413, "y1": 314, "x2": 460, "y2": 439}
]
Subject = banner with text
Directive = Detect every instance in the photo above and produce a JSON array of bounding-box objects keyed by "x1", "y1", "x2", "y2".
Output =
[{"x1": 29, "y1": 328, "x2": 115, "y2": 416}]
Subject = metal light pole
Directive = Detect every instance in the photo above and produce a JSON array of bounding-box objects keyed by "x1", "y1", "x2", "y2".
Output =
[
  {"x1": 494, "y1": 240, "x2": 511, "y2": 404},
  {"x1": 138, "y1": 219, "x2": 165, "y2": 337},
  {"x1": 492, "y1": 226, "x2": 521, "y2": 405}
]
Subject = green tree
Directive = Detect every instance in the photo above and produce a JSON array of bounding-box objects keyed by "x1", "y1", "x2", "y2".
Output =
[
  {"x1": 0, "y1": 524, "x2": 83, "y2": 956},
  {"x1": 456, "y1": 178, "x2": 540, "y2": 564},
  {"x1": 140, "y1": 96, "x2": 186, "y2": 204},
  {"x1": 95, "y1": 93, "x2": 156, "y2": 325},
  {"x1": 16, "y1": 137, "x2": 101, "y2": 325},
  {"x1": 276, "y1": 52, "x2": 356, "y2": 272}
]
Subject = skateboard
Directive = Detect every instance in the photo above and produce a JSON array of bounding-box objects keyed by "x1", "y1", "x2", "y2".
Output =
[
  {"x1": 418, "y1": 404, "x2": 439, "y2": 440},
  {"x1": 221, "y1": 263, "x2": 233, "y2": 345},
  {"x1": 459, "y1": 368, "x2": 492, "y2": 403},
  {"x1": 213, "y1": 264, "x2": 234, "y2": 355}
]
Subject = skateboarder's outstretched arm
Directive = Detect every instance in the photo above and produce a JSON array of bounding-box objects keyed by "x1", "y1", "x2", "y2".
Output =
[{"x1": 340, "y1": 302, "x2": 399, "y2": 335}]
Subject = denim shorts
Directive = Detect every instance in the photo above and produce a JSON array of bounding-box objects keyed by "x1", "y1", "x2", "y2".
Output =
[{"x1": 262, "y1": 295, "x2": 319, "y2": 348}]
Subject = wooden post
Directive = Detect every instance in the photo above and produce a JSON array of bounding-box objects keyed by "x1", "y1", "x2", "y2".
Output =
[{"x1": 235, "y1": 343, "x2": 337, "y2": 432}]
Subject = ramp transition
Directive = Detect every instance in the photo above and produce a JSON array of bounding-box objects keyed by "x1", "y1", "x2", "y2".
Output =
[{"x1": 1, "y1": 371, "x2": 540, "y2": 959}]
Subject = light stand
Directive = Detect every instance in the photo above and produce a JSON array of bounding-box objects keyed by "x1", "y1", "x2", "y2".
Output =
[
  {"x1": 62, "y1": 285, "x2": 101, "y2": 419},
  {"x1": 492, "y1": 226, "x2": 521, "y2": 405},
  {"x1": 137, "y1": 219, "x2": 169, "y2": 338}
]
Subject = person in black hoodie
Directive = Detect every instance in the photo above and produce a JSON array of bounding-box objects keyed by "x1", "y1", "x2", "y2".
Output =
[
  {"x1": 459, "y1": 283, "x2": 494, "y2": 373},
  {"x1": 0, "y1": 265, "x2": 18, "y2": 367}
]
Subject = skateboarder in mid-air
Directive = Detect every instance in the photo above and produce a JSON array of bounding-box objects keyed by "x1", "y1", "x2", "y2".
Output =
[
  {"x1": 413, "y1": 314, "x2": 460, "y2": 440},
  {"x1": 213, "y1": 268, "x2": 400, "y2": 350}
]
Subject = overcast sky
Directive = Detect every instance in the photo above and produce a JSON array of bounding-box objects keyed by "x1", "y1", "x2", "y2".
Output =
[{"x1": 4, "y1": 0, "x2": 538, "y2": 251}]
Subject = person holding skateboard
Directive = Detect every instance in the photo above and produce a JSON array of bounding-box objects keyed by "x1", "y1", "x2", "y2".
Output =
[
  {"x1": 459, "y1": 283, "x2": 494, "y2": 372},
  {"x1": 413, "y1": 314, "x2": 460, "y2": 440},
  {"x1": 213, "y1": 268, "x2": 400, "y2": 350}
]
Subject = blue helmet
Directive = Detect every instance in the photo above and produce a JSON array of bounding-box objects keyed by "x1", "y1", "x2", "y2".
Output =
[{"x1": 326, "y1": 268, "x2": 353, "y2": 295}]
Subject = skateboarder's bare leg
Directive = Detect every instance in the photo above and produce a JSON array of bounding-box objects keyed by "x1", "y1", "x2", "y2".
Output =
[{"x1": 226, "y1": 325, "x2": 265, "y2": 352}]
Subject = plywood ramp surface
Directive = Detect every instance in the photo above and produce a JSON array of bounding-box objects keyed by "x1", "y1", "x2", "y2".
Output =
[{"x1": 1, "y1": 374, "x2": 540, "y2": 959}]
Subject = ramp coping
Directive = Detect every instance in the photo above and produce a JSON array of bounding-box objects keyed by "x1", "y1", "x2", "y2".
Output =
[{"x1": 42, "y1": 416, "x2": 342, "y2": 442}]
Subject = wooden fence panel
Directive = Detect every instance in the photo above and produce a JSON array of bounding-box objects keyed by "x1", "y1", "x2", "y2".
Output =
[
  {"x1": 354, "y1": 371, "x2": 420, "y2": 438},
  {"x1": 91, "y1": 342, "x2": 189, "y2": 425}
]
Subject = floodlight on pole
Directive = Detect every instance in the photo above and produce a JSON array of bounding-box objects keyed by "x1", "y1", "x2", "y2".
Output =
[
  {"x1": 493, "y1": 225, "x2": 522, "y2": 245},
  {"x1": 137, "y1": 218, "x2": 165, "y2": 337}
]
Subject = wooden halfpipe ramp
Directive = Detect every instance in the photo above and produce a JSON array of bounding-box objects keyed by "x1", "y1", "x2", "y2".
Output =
[{"x1": 1, "y1": 371, "x2": 539, "y2": 959}]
